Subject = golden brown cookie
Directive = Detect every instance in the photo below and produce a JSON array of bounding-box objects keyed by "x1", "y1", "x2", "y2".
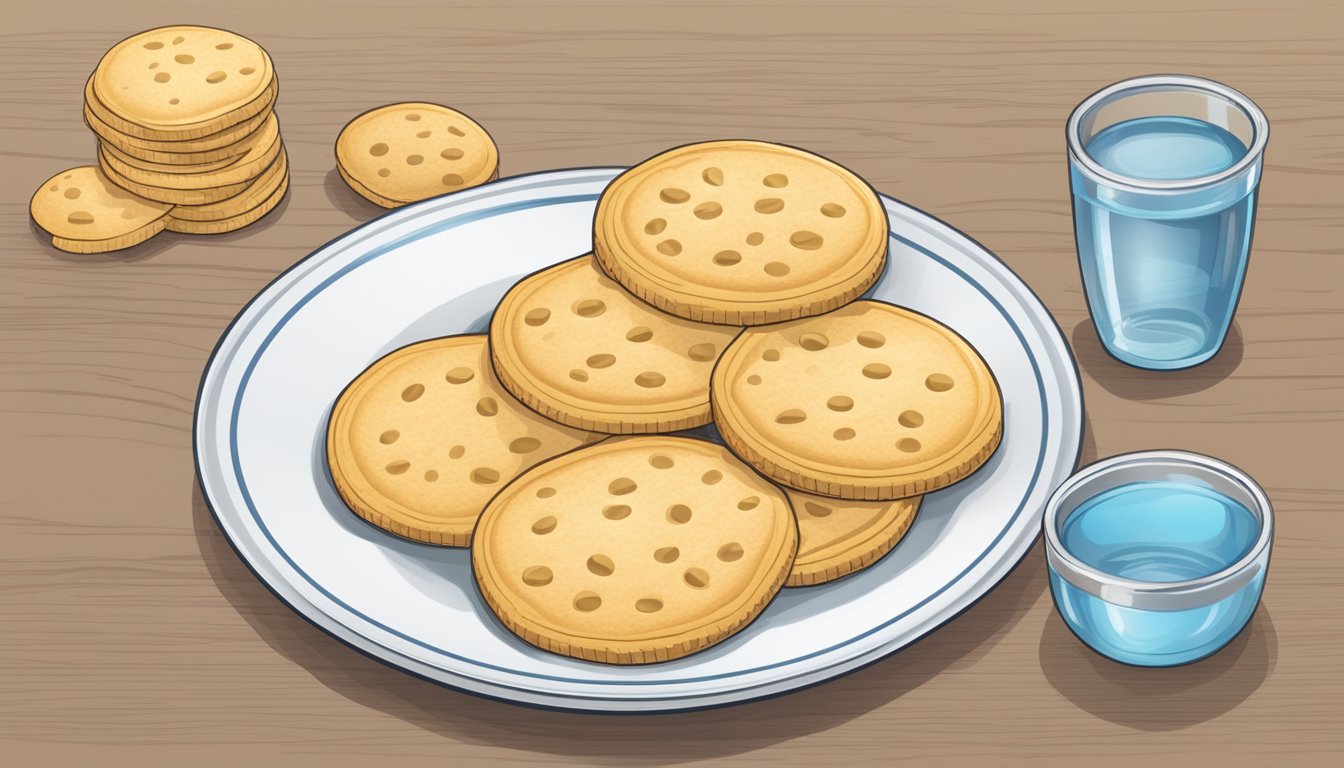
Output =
[
  {"x1": 89, "y1": 26, "x2": 276, "y2": 140},
  {"x1": 594, "y1": 140, "x2": 888, "y2": 325},
  {"x1": 472, "y1": 436, "x2": 797, "y2": 664},
  {"x1": 489, "y1": 255, "x2": 742, "y2": 434},
  {"x1": 165, "y1": 171, "x2": 288, "y2": 234},
  {"x1": 326, "y1": 335, "x2": 604, "y2": 546},
  {"x1": 98, "y1": 154, "x2": 261, "y2": 205},
  {"x1": 335, "y1": 102, "x2": 498, "y2": 208},
  {"x1": 712, "y1": 300, "x2": 1002, "y2": 500},
  {"x1": 784, "y1": 490, "x2": 921, "y2": 586},
  {"x1": 30, "y1": 166, "x2": 171, "y2": 254},
  {"x1": 97, "y1": 113, "x2": 280, "y2": 191},
  {"x1": 167, "y1": 147, "x2": 288, "y2": 222},
  {"x1": 85, "y1": 100, "x2": 270, "y2": 166},
  {"x1": 84, "y1": 74, "x2": 276, "y2": 155}
]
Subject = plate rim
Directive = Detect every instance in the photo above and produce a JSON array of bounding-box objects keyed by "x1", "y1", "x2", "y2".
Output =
[{"x1": 194, "y1": 166, "x2": 1084, "y2": 711}]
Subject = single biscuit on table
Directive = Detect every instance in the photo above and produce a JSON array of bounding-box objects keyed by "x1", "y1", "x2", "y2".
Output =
[
  {"x1": 490, "y1": 255, "x2": 742, "y2": 434},
  {"x1": 712, "y1": 300, "x2": 1002, "y2": 500},
  {"x1": 335, "y1": 102, "x2": 498, "y2": 208},
  {"x1": 89, "y1": 26, "x2": 276, "y2": 141},
  {"x1": 593, "y1": 140, "x2": 888, "y2": 325},
  {"x1": 30, "y1": 166, "x2": 171, "y2": 254},
  {"x1": 784, "y1": 489, "x2": 921, "y2": 587},
  {"x1": 168, "y1": 147, "x2": 288, "y2": 223},
  {"x1": 326, "y1": 335, "x2": 605, "y2": 547},
  {"x1": 472, "y1": 436, "x2": 798, "y2": 664},
  {"x1": 97, "y1": 113, "x2": 281, "y2": 191}
]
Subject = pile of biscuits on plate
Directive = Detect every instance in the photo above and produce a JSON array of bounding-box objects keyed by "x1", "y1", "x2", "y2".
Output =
[
  {"x1": 30, "y1": 26, "x2": 288, "y2": 253},
  {"x1": 326, "y1": 140, "x2": 1004, "y2": 664}
]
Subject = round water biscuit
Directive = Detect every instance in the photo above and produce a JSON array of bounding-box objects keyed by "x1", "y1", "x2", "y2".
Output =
[
  {"x1": 326, "y1": 335, "x2": 604, "y2": 547},
  {"x1": 490, "y1": 255, "x2": 742, "y2": 434},
  {"x1": 472, "y1": 436, "x2": 797, "y2": 664},
  {"x1": 98, "y1": 152, "x2": 263, "y2": 206},
  {"x1": 784, "y1": 489, "x2": 921, "y2": 587},
  {"x1": 91, "y1": 26, "x2": 276, "y2": 140},
  {"x1": 712, "y1": 300, "x2": 1002, "y2": 500},
  {"x1": 166, "y1": 171, "x2": 288, "y2": 235},
  {"x1": 99, "y1": 139, "x2": 242, "y2": 175},
  {"x1": 97, "y1": 113, "x2": 280, "y2": 190},
  {"x1": 335, "y1": 102, "x2": 498, "y2": 208},
  {"x1": 594, "y1": 140, "x2": 888, "y2": 325},
  {"x1": 84, "y1": 74, "x2": 276, "y2": 155},
  {"x1": 168, "y1": 147, "x2": 288, "y2": 222},
  {"x1": 31, "y1": 166, "x2": 171, "y2": 254}
]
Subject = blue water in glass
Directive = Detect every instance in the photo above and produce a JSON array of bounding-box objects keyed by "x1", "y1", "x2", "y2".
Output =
[
  {"x1": 1072, "y1": 116, "x2": 1256, "y2": 369},
  {"x1": 1051, "y1": 480, "x2": 1264, "y2": 666}
]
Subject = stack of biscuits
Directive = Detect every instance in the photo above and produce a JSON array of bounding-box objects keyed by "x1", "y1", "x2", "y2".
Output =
[
  {"x1": 31, "y1": 26, "x2": 288, "y2": 253},
  {"x1": 326, "y1": 140, "x2": 1004, "y2": 665}
]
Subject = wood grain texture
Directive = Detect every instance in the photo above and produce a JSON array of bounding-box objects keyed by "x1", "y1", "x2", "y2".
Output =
[{"x1": 2, "y1": 0, "x2": 1341, "y2": 765}]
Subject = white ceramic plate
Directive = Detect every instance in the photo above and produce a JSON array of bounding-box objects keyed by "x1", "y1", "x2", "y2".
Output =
[{"x1": 194, "y1": 167, "x2": 1083, "y2": 712}]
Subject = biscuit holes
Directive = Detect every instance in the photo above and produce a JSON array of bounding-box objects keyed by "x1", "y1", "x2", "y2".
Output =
[
  {"x1": 378, "y1": 169, "x2": 391, "y2": 177},
  {"x1": 857, "y1": 331, "x2": 885, "y2": 348},
  {"x1": 687, "y1": 343, "x2": 716, "y2": 362},
  {"x1": 899, "y1": 410, "x2": 924, "y2": 428},
  {"x1": 636, "y1": 598, "x2": 663, "y2": 613},
  {"x1": 635, "y1": 372, "x2": 666, "y2": 388},
  {"x1": 654, "y1": 547, "x2": 680, "y2": 563},
  {"x1": 406, "y1": 154, "x2": 424, "y2": 166},
  {"x1": 775, "y1": 409, "x2": 806, "y2": 424},
  {"x1": 659, "y1": 188, "x2": 691, "y2": 204},
  {"x1": 448, "y1": 126, "x2": 466, "y2": 137},
  {"x1": 471, "y1": 467, "x2": 500, "y2": 484},
  {"x1": 684, "y1": 568, "x2": 710, "y2": 588},
  {"x1": 805, "y1": 502, "x2": 833, "y2": 518},
  {"x1": 738, "y1": 496, "x2": 761, "y2": 510},
  {"x1": 587, "y1": 555, "x2": 615, "y2": 576},
  {"x1": 524, "y1": 308, "x2": 550, "y2": 326},
  {"x1": 172, "y1": 36, "x2": 185, "y2": 45},
  {"x1": 602, "y1": 504, "x2": 631, "y2": 520},
  {"x1": 833, "y1": 428, "x2": 856, "y2": 441},
  {"x1": 386, "y1": 460, "x2": 411, "y2": 475},
  {"x1": 862, "y1": 363, "x2": 891, "y2": 380},
  {"x1": 569, "y1": 369, "x2": 589, "y2": 382},
  {"x1": 649, "y1": 454, "x2": 674, "y2": 469},
  {"x1": 609, "y1": 477, "x2": 637, "y2": 496},
  {"x1": 755, "y1": 198, "x2": 785, "y2": 214},
  {"x1": 509, "y1": 437, "x2": 542, "y2": 454},
  {"x1": 239, "y1": 67, "x2": 256, "y2": 76},
  {"x1": 476, "y1": 397, "x2": 499, "y2": 416},
  {"x1": 574, "y1": 299, "x2": 606, "y2": 318},
  {"x1": 532, "y1": 516, "x2": 558, "y2": 534},
  {"x1": 369, "y1": 143, "x2": 389, "y2": 157},
  {"x1": 799, "y1": 332, "x2": 829, "y2": 351},
  {"x1": 667, "y1": 504, "x2": 693, "y2": 524},
  {"x1": 522, "y1": 566, "x2": 553, "y2": 586},
  {"x1": 206, "y1": 71, "x2": 227, "y2": 84},
  {"x1": 791, "y1": 231, "x2": 824, "y2": 250},
  {"x1": 417, "y1": 130, "x2": 431, "y2": 138},
  {"x1": 215, "y1": 42, "x2": 234, "y2": 50},
  {"x1": 449, "y1": 445, "x2": 466, "y2": 459},
  {"x1": 701, "y1": 470, "x2": 723, "y2": 485},
  {"x1": 702, "y1": 167, "x2": 724, "y2": 186},
  {"x1": 747, "y1": 374, "x2": 762, "y2": 385},
  {"x1": 401, "y1": 383, "x2": 425, "y2": 401},
  {"x1": 424, "y1": 470, "x2": 439, "y2": 482},
  {"x1": 926, "y1": 373, "x2": 955, "y2": 392},
  {"x1": 763, "y1": 173, "x2": 789, "y2": 188},
  {"x1": 405, "y1": 113, "x2": 422, "y2": 121},
  {"x1": 656, "y1": 239, "x2": 682, "y2": 256},
  {"x1": 694, "y1": 202, "x2": 722, "y2": 220},
  {"x1": 764, "y1": 261, "x2": 793, "y2": 278},
  {"x1": 626, "y1": 326, "x2": 653, "y2": 342},
  {"x1": 746, "y1": 232, "x2": 765, "y2": 246},
  {"x1": 573, "y1": 592, "x2": 602, "y2": 612},
  {"x1": 379, "y1": 430, "x2": 400, "y2": 444},
  {"x1": 442, "y1": 174, "x2": 464, "y2": 186},
  {"x1": 67, "y1": 211, "x2": 94, "y2": 225},
  {"x1": 897, "y1": 438, "x2": 922, "y2": 453},
  {"x1": 445, "y1": 366, "x2": 475, "y2": 384},
  {"x1": 143, "y1": 41, "x2": 164, "y2": 50},
  {"x1": 175, "y1": 54, "x2": 195, "y2": 64},
  {"x1": 762, "y1": 349, "x2": 781, "y2": 362},
  {"x1": 713, "y1": 250, "x2": 742, "y2": 266},
  {"x1": 644, "y1": 218, "x2": 667, "y2": 235},
  {"x1": 536, "y1": 486, "x2": 557, "y2": 498},
  {"x1": 717, "y1": 542, "x2": 744, "y2": 562},
  {"x1": 154, "y1": 72, "x2": 171, "y2": 83},
  {"x1": 586, "y1": 353, "x2": 616, "y2": 369},
  {"x1": 821, "y1": 203, "x2": 847, "y2": 218},
  {"x1": 441, "y1": 148, "x2": 464, "y2": 160},
  {"x1": 827, "y1": 395, "x2": 853, "y2": 412},
  {"x1": 169, "y1": 98, "x2": 180, "y2": 105}
]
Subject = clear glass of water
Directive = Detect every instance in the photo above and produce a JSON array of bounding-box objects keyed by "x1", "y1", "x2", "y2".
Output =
[{"x1": 1067, "y1": 75, "x2": 1269, "y2": 370}]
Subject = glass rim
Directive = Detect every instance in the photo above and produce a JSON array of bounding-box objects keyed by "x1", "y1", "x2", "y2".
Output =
[
  {"x1": 1042, "y1": 450, "x2": 1273, "y2": 610},
  {"x1": 1066, "y1": 74, "x2": 1270, "y2": 192}
]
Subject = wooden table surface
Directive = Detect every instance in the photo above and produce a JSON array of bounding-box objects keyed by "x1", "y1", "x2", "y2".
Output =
[{"x1": 3, "y1": 1, "x2": 1341, "y2": 765}]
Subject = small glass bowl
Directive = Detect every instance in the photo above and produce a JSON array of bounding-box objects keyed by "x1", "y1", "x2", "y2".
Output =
[{"x1": 1043, "y1": 450, "x2": 1273, "y2": 666}]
